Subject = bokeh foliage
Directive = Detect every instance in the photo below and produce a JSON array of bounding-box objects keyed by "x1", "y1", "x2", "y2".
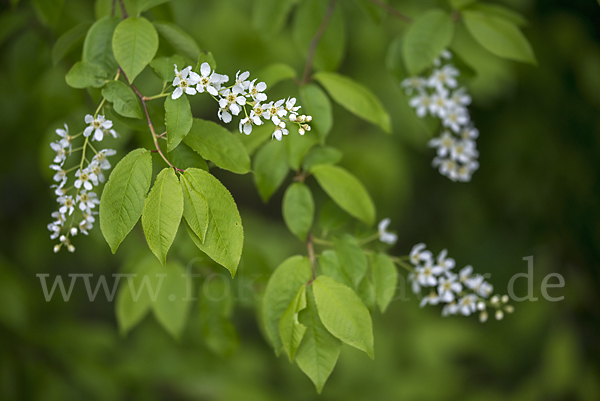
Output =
[{"x1": 0, "y1": 0, "x2": 599, "y2": 399}]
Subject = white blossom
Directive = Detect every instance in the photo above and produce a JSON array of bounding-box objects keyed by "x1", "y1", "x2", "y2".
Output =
[
  {"x1": 172, "y1": 65, "x2": 200, "y2": 99},
  {"x1": 401, "y1": 76, "x2": 427, "y2": 95},
  {"x1": 248, "y1": 79, "x2": 267, "y2": 102},
  {"x1": 378, "y1": 218, "x2": 398, "y2": 245},
  {"x1": 409, "y1": 243, "x2": 433, "y2": 265},
  {"x1": 74, "y1": 168, "x2": 98, "y2": 191},
  {"x1": 58, "y1": 195, "x2": 75, "y2": 215},
  {"x1": 196, "y1": 62, "x2": 222, "y2": 96},
  {"x1": 84, "y1": 114, "x2": 113, "y2": 141},
  {"x1": 76, "y1": 191, "x2": 99, "y2": 212}
]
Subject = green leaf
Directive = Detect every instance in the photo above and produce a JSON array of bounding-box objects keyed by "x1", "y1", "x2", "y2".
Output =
[
  {"x1": 100, "y1": 149, "x2": 152, "y2": 253},
  {"x1": 113, "y1": 17, "x2": 159, "y2": 83},
  {"x1": 257, "y1": 63, "x2": 297, "y2": 88},
  {"x1": 153, "y1": 21, "x2": 200, "y2": 61},
  {"x1": 180, "y1": 174, "x2": 209, "y2": 243},
  {"x1": 142, "y1": 168, "x2": 184, "y2": 265},
  {"x1": 370, "y1": 253, "x2": 398, "y2": 313},
  {"x1": 237, "y1": 124, "x2": 272, "y2": 156},
  {"x1": 165, "y1": 95, "x2": 193, "y2": 152},
  {"x1": 319, "y1": 200, "x2": 351, "y2": 231},
  {"x1": 200, "y1": 276, "x2": 239, "y2": 356},
  {"x1": 135, "y1": 0, "x2": 171, "y2": 13},
  {"x1": 386, "y1": 34, "x2": 408, "y2": 81},
  {"x1": 286, "y1": 130, "x2": 318, "y2": 171},
  {"x1": 333, "y1": 234, "x2": 368, "y2": 289},
  {"x1": 293, "y1": 0, "x2": 345, "y2": 71},
  {"x1": 32, "y1": 0, "x2": 64, "y2": 27},
  {"x1": 262, "y1": 256, "x2": 312, "y2": 354},
  {"x1": 312, "y1": 165, "x2": 376, "y2": 226},
  {"x1": 357, "y1": 276, "x2": 375, "y2": 310},
  {"x1": 253, "y1": 0, "x2": 299, "y2": 38},
  {"x1": 52, "y1": 22, "x2": 91, "y2": 66},
  {"x1": 253, "y1": 140, "x2": 289, "y2": 202},
  {"x1": 183, "y1": 168, "x2": 244, "y2": 277},
  {"x1": 279, "y1": 285, "x2": 307, "y2": 361},
  {"x1": 467, "y1": 3, "x2": 527, "y2": 26},
  {"x1": 184, "y1": 119, "x2": 251, "y2": 174},
  {"x1": 150, "y1": 54, "x2": 186, "y2": 83},
  {"x1": 115, "y1": 255, "x2": 161, "y2": 335},
  {"x1": 299, "y1": 83, "x2": 333, "y2": 143},
  {"x1": 65, "y1": 61, "x2": 108, "y2": 89},
  {"x1": 151, "y1": 262, "x2": 190, "y2": 339},
  {"x1": 318, "y1": 250, "x2": 352, "y2": 287},
  {"x1": 167, "y1": 143, "x2": 209, "y2": 171},
  {"x1": 102, "y1": 80, "x2": 143, "y2": 119},
  {"x1": 302, "y1": 146, "x2": 342, "y2": 172},
  {"x1": 403, "y1": 9, "x2": 454, "y2": 76},
  {"x1": 462, "y1": 11, "x2": 536, "y2": 64},
  {"x1": 314, "y1": 72, "x2": 391, "y2": 133},
  {"x1": 313, "y1": 275, "x2": 374, "y2": 358},
  {"x1": 282, "y1": 183, "x2": 314, "y2": 242},
  {"x1": 295, "y1": 288, "x2": 342, "y2": 393},
  {"x1": 83, "y1": 16, "x2": 120, "y2": 75}
]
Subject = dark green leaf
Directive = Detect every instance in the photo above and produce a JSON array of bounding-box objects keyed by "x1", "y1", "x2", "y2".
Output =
[
  {"x1": 282, "y1": 182, "x2": 314, "y2": 241},
  {"x1": 334, "y1": 234, "x2": 368, "y2": 289},
  {"x1": 102, "y1": 80, "x2": 143, "y2": 119},
  {"x1": 65, "y1": 61, "x2": 108, "y2": 89},
  {"x1": 154, "y1": 21, "x2": 200, "y2": 61},
  {"x1": 253, "y1": 140, "x2": 289, "y2": 202},
  {"x1": 52, "y1": 22, "x2": 91, "y2": 66},
  {"x1": 150, "y1": 54, "x2": 187, "y2": 83},
  {"x1": 167, "y1": 143, "x2": 209, "y2": 171},
  {"x1": 302, "y1": 146, "x2": 342, "y2": 172},
  {"x1": 299, "y1": 83, "x2": 333, "y2": 143},
  {"x1": 83, "y1": 16, "x2": 120, "y2": 75}
]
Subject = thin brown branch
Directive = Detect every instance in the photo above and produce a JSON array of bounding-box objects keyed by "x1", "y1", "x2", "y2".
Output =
[
  {"x1": 119, "y1": 67, "x2": 183, "y2": 172},
  {"x1": 366, "y1": 0, "x2": 412, "y2": 23},
  {"x1": 301, "y1": 0, "x2": 338, "y2": 85},
  {"x1": 111, "y1": 0, "x2": 116, "y2": 17},
  {"x1": 118, "y1": 0, "x2": 128, "y2": 18}
]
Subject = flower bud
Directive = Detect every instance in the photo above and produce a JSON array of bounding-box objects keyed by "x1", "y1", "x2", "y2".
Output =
[
  {"x1": 298, "y1": 128, "x2": 305, "y2": 136},
  {"x1": 67, "y1": 244, "x2": 75, "y2": 253},
  {"x1": 504, "y1": 305, "x2": 514, "y2": 314},
  {"x1": 490, "y1": 295, "x2": 500, "y2": 304},
  {"x1": 70, "y1": 227, "x2": 78, "y2": 236},
  {"x1": 53, "y1": 244, "x2": 61, "y2": 253},
  {"x1": 477, "y1": 301, "x2": 486, "y2": 311},
  {"x1": 501, "y1": 295, "x2": 509, "y2": 303},
  {"x1": 306, "y1": 115, "x2": 312, "y2": 122},
  {"x1": 479, "y1": 311, "x2": 488, "y2": 323},
  {"x1": 495, "y1": 310, "x2": 504, "y2": 320}
]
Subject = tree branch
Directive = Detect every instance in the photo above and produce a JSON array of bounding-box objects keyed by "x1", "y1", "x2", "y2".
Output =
[
  {"x1": 301, "y1": 0, "x2": 338, "y2": 85},
  {"x1": 366, "y1": 0, "x2": 412, "y2": 23},
  {"x1": 118, "y1": 0, "x2": 128, "y2": 18}
]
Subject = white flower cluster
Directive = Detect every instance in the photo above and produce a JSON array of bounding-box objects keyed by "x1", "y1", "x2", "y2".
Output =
[
  {"x1": 401, "y1": 50, "x2": 479, "y2": 182},
  {"x1": 378, "y1": 218, "x2": 398, "y2": 245},
  {"x1": 171, "y1": 63, "x2": 313, "y2": 141},
  {"x1": 48, "y1": 116, "x2": 117, "y2": 253},
  {"x1": 407, "y1": 244, "x2": 513, "y2": 322}
]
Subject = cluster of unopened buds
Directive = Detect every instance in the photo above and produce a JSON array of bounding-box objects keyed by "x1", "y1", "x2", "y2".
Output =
[
  {"x1": 171, "y1": 63, "x2": 313, "y2": 140},
  {"x1": 407, "y1": 244, "x2": 514, "y2": 322},
  {"x1": 47, "y1": 115, "x2": 117, "y2": 253},
  {"x1": 401, "y1": 50, "x2": 480, "y2": 182}
]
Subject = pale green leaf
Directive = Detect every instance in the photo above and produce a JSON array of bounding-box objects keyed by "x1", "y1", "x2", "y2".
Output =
[
  {"x1": 333, "y1": 234, "x2": 368, "y2": 289},
  {"x1": 200, "y1": 276, "x2": 239, "y2": 356},
  {"x1": 357, "y1": 276, "x2": 375, "y2": 311},
  {"x1": 167, "y1": 143, "x2": 209, "y2": 171},
  {"x1": 183, "y1": 168, "x2": 244, "y2": 277},
  {"x1": 313, "y1": 275, "x2": 374, "y2": 358},
  {"x1": 312, "y1": 165, "x2": 376, "y2": 226},
  {"x1": 254, "y1": 140, "x2": 289, "y2": 202},
  {"x1": 100, "y1": 149, "x2": 152, "y2": 253},
  {"x1": 257, "y1": 63, "x2": 297, "y2": 88},
  {"x1": 83, "y1": 16, "x2": 120, "y2": 74},
  {"x1": 302, "y1": 146, "x2": 342, "y2": 172},
  {"x1": 314, "y1": 72, "x2": 391, "y2": 133},
  {"x1": 295, "y1": 288, "x2": 342, "y2": 393},
  {"x1": 262, "y1": 256, "x2": 312, "y2": 354},
  {"x1": 462, "y1": 11, "x2": 536, "y2": 64},
  {"x1": 370, "y1": 253, "x2": 398, "y2": 313},
  {"x1": 102, "y1": 80, "x2": 143, "y2": 119},
  {"x1": 403, "y1": 9, "x2": 454, "y2": 76},
  {"x1": 180, "y1": 174, "x2": 209, "y2": 243},
  {"x1": 113, "y1": 17, "x2": 159, "y2": 83},
  {"x1": 153, "y1": 21, "x2": 200, "y2": 61},
  {"x1": 318, "y1": 250, "x2": 352, "y2": 287},
  {"x1": 151, "y1": 262, "x2": 190, "y2": 339},
  {"x1": 142, "y1": 168, "x2": 184, "y2": 265},
  {"x1": 282, "y1": 183, "x2": 314, "y2": 242},
  {"x1": 150, "y1": 54, "x2": 186, "y2": 83},
  {"x1": 293, "y1": 0, "x2": 345, "y2": 71},
  {"x1": 299, "y1": 83, "x2": 333, "y2": 143},
  {"x1": 286, "y1": 129, "x2": 318, "y2": 171},
  {"x1": 165, "y1": 95, "x2": 193, "y2": 152},
  {"x1": 184, "y1": 118, "x2": 251, "y2": 174},
  {"x1": 52, "y1": 22, "x2": 91, "y2": 66},
  {"x1": 319, "y1": 200, "x2": 351, "y2": 231},
  {"x1": 279, "y1": 285, "x2": 307, "y2": 361},
  {"x1": 65, "y1": 61, "x2": 108, "y2": 89}
]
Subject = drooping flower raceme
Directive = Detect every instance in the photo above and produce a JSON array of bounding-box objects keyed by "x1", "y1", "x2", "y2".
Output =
[
  {"x1": 401, "y1": 50, "x2": 479, "y2": 182},
  {"x1": 407, "y1": 244, "x2": 514, "y2": 322},
  {"x1": 48, "y1": 115, "x2": 117, "y2": 253},
  {"x1": 170, "y1": 63, "x2": 313, "y2": 141}
]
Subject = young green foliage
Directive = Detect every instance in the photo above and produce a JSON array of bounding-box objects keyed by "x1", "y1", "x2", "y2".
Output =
[
  {"x1": 200, "y1": 276, "x2": 240, "y2": 357},
  {"x1": 282, "y1": 182, "x2": 314, "y2": 242},
  {"x1": 142, "y1": 168, "x2": 184, "y2": 265},
  {"x1": 112, "y1": 17, "x2": 159, "y2": 82},
  {"x1": 312, "y1": 275, "x2": 374, "y2": 359},
  {"x1": 370, "y1": 252, "x2": 398, "y2": 313},
  {"x1": 183, "y1": 168, "x2": 243, "y2": 277},
  {"x1": 333, "y1": 234, "x2": 368, "y2": 289},
  {"x1": 100, "y1": 149, "x2": 153, "y2": 253},
  {"x1": 299, "y1": 83, "x2": 333, "y2": 143},
  {"x1": 83, "y1": 16, "x2": 120, "y2": 74},
  {"x1": 180, "y1": 174, "x2": 209, "y2": 243},
  {"x1": 65, "y1": 61, "x2": 108, "y2": 88},
  {"x1": 279, "y1": 285, "x2": 308, "y2": 361},
  {"x1": 165, "y1": 95, "x2": 193, "y2": 152},
  {"x1": 102, "y1": 80, "x2": 143, "y2": 119},
  {"x1": 153, "y1": 21, "x2": 200, "y2": 61},
  {"x1": 253, "y1": 140, "x2": 289, "y2": 202}
]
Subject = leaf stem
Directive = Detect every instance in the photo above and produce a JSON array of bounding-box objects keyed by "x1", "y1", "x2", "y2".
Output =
[
  {"x1": 312, "y1": 236, "x2": 334, "y2": 247},
  {"x1": 307, "y1": 233, "x2": 317, "y2": 283},
  {"x1": 301, "y1": 0, "x2": 338, "y2": 85},
  {"x1": 365, "y1": 0, "x2": 412, "y2": 23},
  {"x1": 391, "y1": 257, "x2": 415, "y2": 273}
]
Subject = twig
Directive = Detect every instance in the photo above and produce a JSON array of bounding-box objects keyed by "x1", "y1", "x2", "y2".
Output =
[
  {"x1": 307, "y1": 234, "x2": 317, "y2": 283},
  {"x1": 366, "y1": 0, "x2": 412, "y2": 23},
  {"x1": 301, "y1": 0, "x2": 338, "y2": 85},
  {"x1": 111, "y1": 0, "x2": 116, "y2": 17},
  {"x1": 119, "y1": 67, "x2": 183, "y2": 172},
  {"x1": 118, "y1": 0, "x2": 128, "y2": 18}
]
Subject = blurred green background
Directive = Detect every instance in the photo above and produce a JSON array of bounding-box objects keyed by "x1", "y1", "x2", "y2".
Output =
[{"x1": 1, "y1": 0, "x2": 599, "y2": 399}]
